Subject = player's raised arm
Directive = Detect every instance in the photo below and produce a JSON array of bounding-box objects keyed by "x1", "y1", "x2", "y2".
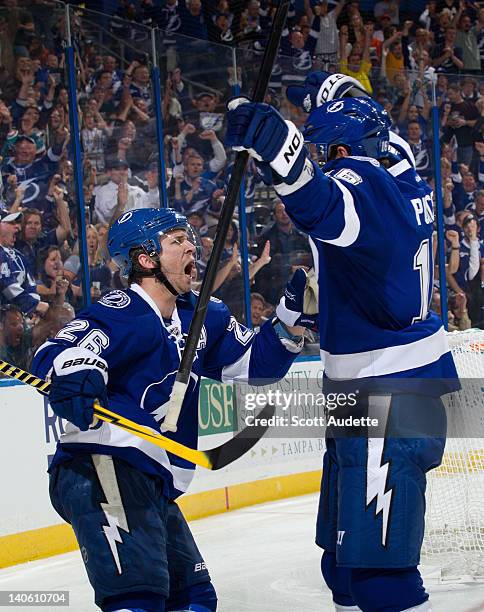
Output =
[
  {"x1": 200, "y1": 268, "x2": 318, "y2": 384},
  {"x1": 225, "y1": 95, "x2": 391, "y2": 247}
]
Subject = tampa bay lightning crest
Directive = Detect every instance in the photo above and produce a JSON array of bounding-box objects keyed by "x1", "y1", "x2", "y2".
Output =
[{"x1": 99, "y1": 290, "x2": 131, "y2": 309}]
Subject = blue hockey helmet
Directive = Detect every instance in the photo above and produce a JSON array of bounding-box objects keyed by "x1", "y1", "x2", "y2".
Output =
[
  {"x1": 108, "y1": 207, "x2": 200, "y2": 277},
  {"x1": 303, "y1": 97, "x2": 392, "y2": 164},
  {"x1": 287, "y1": 71, "x2": 368, "y2": 114}
]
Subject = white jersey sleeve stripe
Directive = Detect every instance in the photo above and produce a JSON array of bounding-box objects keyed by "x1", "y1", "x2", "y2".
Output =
[
  {"x1": 318, "y1": 177, "x2": 360, "y2": 247},
  {"x1": 274, "y1": 158, "x2": 315, "y2": 196},
  {"x1": 221, "y1": 346, "x2": 252, "y2": 383},
  {"x1": 322, "y1": 326, "x2": 449, "y2": 378},
  {"x1": 388, "y1": 131, "x2": 416, "y2": 168},
  {"x1": 387, "y1": 159, "x2": 412, "y2": 177}
]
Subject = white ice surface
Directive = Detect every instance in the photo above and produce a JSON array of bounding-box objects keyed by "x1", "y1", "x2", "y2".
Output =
[{"x1": 0, "y1": 494, "x2": 483, "y2": 611}]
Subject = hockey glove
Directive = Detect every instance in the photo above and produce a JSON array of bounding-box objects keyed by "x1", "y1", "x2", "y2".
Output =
[
  {"x1": 276, "y1": 268, "x2": 319, "y2": 331},
  {"x1": 226, "y1": 97, "x2": 307, "y2": 184},
  {"x1": 49, "y1": 348, "x2": 108, "y2": 431}
]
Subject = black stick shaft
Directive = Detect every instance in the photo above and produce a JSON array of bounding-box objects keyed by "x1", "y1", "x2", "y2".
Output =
[{"x1": 176, "y1": 0, "x2": 290, "y2": 384}]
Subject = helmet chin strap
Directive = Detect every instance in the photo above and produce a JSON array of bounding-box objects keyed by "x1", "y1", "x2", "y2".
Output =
[{"x1": 137, "y1": 255, "x2": 181, "y2": 296}]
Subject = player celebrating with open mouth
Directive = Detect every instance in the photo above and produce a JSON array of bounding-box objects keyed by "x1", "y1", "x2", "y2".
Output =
[{"x1": 32, "y1": 207, "x2": 317, "y2": 612}]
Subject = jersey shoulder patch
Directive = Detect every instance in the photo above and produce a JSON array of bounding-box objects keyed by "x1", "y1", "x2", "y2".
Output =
[
  {"x1": 332, "y1": 168, "x2": 363, "y2": 185},
  {"x1": 98, "y1": 290, "x2": 131, "y2": 309}
]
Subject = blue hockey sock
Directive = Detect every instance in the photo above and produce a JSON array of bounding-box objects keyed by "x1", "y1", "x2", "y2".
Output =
[
  {"x1": 321, "y1": 551, "x2": 357, "y2": 608},
  {"x1": 166, "y1": 582, "x2": 217, "y2": 612},
  {"x1": 349, "y1": 566, "x2": 428, "y2": 612}
]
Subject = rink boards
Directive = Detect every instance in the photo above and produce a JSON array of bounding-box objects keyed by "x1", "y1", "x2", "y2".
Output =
[{"x1": 0, "y1": 357, "x2": 324, "y2": 568}]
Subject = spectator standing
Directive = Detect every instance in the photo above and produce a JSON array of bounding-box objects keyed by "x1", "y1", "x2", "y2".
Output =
[
  {"x1": 448, "y1": 215, "x2": 484, "y2": 326},
  {"x1": 63, "y1": 225, "x2": 112, "y2": 304},
  {"x1": 448, "y1": 215, "x2": 484, "y2": 292},
  {"x1": 81, "y1": 110, "x2": 108, "y2": 173},
  {"x1": 453, "y1": 171, "x2": 480, "y2": 211},
  {"x1": 455, "y1": 11, "x2": 480, "y2": 72},
  {"x1": 173, "y1": 152, "x2": 217, "y2": 216},
  {"x1": 461, "y1": 76, "x2": 478, "y2": 102},
  {"x1": 475, "y1": 189, "x2": 484, "y2": 237},
  {"x1": 140, "y1": 162, "x2": 161, "y2": 208},
  {"x1": 419, "y1": 0, "x2": 439, "y2": 31},
  {"x1": 441, "y1": 84, "x2": 479, "y2": 165},
  {"x1": 215, "y1": 237, "x2": 272, "y2": 322},
  {"x1": 179, "y1": 0, "x2": 208, "y2": 41},
  {"x1": 306, "y1": 0, "x2": 347, "y2": 70},
  {"x1": 1, "y1": 105, "x2": 46, "y2": 159},
  {"x1": 474, "y1": 7, "x2": 484, "y2": 71},
  {"x1": 374, "y1": 0, "x2": 400, "y2": 26},
  {"x1": 254, "y1": 201, "x2": 312, "y2": 304},
  {"x1": 92, "y1": 159, "x2": 145, "y2": 225},
  {"x1": 15, "y1": 195, "x2": 71, "y2": 278},
  {"x1": 1, "y1": 134, "x2": 66, "y2": 212},
  {"x1": 0, "y1": 14, "x2": 15, "y2": 77},
  {"x1": 339, "y1": 24, "x2": 373, "y2": 93},
  {"x1": 159, "y1": 0, "x2": 183, "y2": 47},
  {"x1": 407, "y1": 121, "x2": 432, "y2": 179},
  {"x1": 432, "y1": 25, "x2": 464, "y2": 73},
  {"x1": 382, "y1": 26, "x2": 409, "y2": 84},
  {"x1": 128, "y1": 64, "x2": 152, "y2": 113},
  {"x1": 13, "y1": 10, "x2": 36, "y2": 58},
  {"x1": 0, "y1": 210, "x2": 47, "y2": 317}
]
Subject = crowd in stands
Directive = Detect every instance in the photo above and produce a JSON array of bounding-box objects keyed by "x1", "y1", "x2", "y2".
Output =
[{"x1": 0, "y1": 0, "x2": 482, "y2": 369}]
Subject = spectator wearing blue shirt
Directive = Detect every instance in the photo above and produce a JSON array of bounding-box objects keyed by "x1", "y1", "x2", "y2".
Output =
[
  {"x1": 449, "y1": 215, "x2": 484, "y2": 292},
  {"x1": 407, "y1": 121, "x2": 432, "y2": 179},
  {"x1": 0, "y1": 210, "x2": 48, "y2": 316},
  {"x1": 14, "y1": 196, "x2": 71, "y2": 278},
  {"x1": 128, "y1": 65, "x2": 152, "y2": 113},
  {"x1": 179, "y1": 0, "x2": 208, "y2": 41},
  {"x1": 173, "y1": 152, "x2": 217, "y2": 216},
  {"x1": 1, "y1": 134, "x2": 66, "y2": 214},
  {"x1": 475, "y1": 190, "x2": 484, "y2": 238},
  {"x1": 454, "y1": 171, "x2": 480, "y2": 211}
]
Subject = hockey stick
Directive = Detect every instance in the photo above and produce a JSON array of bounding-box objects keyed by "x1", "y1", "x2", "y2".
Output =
[
  {"x1": 162, "y1": 0, "x2": 291, "y2": 433},
  {"x1": 0, "y1": 358, "x2": 274, "y2": 470}
]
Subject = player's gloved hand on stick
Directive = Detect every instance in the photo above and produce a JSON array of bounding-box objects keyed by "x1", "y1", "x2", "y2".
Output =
[
  {"x1": 276, "y1": 268, "x2": 319, "y2": 331},
  {"x1": 49, "y1": 348, "x2": 109, "y2": 431},
  {"x1": 226, "y1": 97, "x2": 307, "y2": 184}
]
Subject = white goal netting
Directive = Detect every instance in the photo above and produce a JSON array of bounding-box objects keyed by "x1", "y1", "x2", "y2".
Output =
[{"x1": 422, "y1": 329, "x2": 484, "y2": 582}]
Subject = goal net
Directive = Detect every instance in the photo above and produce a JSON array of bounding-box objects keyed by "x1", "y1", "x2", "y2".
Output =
[{"x1": 422, "y1": 329, "x2": 484, "y2": 582}]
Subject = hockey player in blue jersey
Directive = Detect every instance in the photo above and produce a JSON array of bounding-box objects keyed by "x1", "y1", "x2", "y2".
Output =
[
  {"x1": 226, "y1": 88, "x2": 459, "y2": 611},
  {"x1": 31, "y1": 207, "x2": 316, "y2": 612}
]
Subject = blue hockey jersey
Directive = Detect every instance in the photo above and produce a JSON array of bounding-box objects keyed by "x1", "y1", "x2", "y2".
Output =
[
  {"x1": 275, "y1": 156, "x2": 458, "y2": 386},
  {"x1": 31, "y1": 284, "x2": 299, "y2": 498},
  {"x1": 0, "y1": 246, "x2": 40, "y2": 314}
]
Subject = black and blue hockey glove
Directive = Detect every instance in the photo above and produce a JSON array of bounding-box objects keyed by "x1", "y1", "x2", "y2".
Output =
[
  {"x1": 226, "y1": 97, "x2": 307, "y2": 184},
  {"x1": 276, "y1": 268, "x2": 318, "y2": 331},
  {"x1": 49, "y1": 348, "x2": 108, "y2": 431}
]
